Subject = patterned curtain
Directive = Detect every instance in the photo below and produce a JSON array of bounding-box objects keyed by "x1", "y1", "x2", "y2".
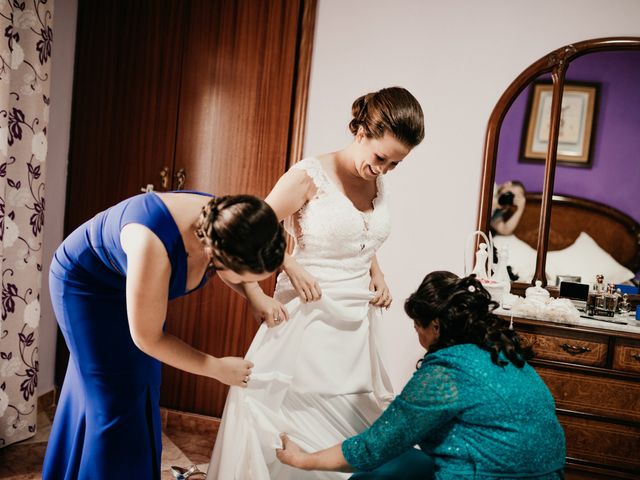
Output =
[{"x1": 0, "y1": 0, "x2": 53, "y2": 448}]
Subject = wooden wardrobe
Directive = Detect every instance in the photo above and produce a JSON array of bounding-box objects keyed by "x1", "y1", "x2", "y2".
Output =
[{"x1": 59, "y1": 0, "x2": 316, "y2": 417}]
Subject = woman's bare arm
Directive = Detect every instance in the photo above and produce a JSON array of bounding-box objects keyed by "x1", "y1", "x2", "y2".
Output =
[
  {"x1": 120, "y1": 223, "x2": 253, "y2": 386},
  {"x1": 277, "y1": 434, "x2": 352, "y2": 472}
]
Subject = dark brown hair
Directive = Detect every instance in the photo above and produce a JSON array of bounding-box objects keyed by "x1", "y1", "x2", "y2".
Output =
[
  {"x1": 348, "y1": 86, "x2": 425, "y2": 148},
  {"x1": 404, "y1": 271, "x2": 533, "y2": 367},
  {"x1": 194, "y1": 195, "x2": 285, "y2": 274}
]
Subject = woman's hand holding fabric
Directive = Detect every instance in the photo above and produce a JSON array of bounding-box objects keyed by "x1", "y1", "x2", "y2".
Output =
[
  {"x1": 213, "y1": 357, "x2": 254, "y2": 388},
  {"x1": 246, "y1": 285, "x2": 289, "y2": 328},
  {"x1": 276, "y1": 433, "x2": 352, "y2": 472},
  {"x1": 369, "y1": 273, "x2": 392, "y2": 308},
  {"x1": 283, "y1": 256, "x2": 322, "y2": 303},
  {"x1": 276, "y1": 433, "x2": 308, "y2": 469}
]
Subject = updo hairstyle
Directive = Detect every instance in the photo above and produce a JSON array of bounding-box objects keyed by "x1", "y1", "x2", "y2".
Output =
[
  {"x1": 194, "y1": 195, "x2": 285, "y2": 274},
  {"x1": 404, "y1": 271, "x2": 533, "y2": 367},
  {"x1": 348, "y1": 86, "x2": 425, "y2": 148}
]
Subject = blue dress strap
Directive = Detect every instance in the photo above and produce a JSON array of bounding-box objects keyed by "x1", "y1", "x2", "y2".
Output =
[{"x1": 117, "y1": 192, "x2": 187, "y2": 298}]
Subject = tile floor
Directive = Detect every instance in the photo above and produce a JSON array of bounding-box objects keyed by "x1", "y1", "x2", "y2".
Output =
[{"x1": 0, "y1": 394, "x2": 219, "y2": 480}]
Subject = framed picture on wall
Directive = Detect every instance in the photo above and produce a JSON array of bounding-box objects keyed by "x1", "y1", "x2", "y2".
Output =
[{"x1": 520, "y1": 81, "x2": 599, "y2": 167}]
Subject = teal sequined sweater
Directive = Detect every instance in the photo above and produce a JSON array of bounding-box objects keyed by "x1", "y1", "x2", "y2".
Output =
[{"x1": 342, "y1": 344, "x2": 565, "y2": 479}]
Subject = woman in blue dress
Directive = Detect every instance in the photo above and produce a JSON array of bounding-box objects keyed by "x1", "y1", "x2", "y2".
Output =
[
  {"x1": 42, "y1": 192, "x2": 285, "y2": 479},
  {"x1": 276, "y1": 271, "x2": 566, "y2": 479}
]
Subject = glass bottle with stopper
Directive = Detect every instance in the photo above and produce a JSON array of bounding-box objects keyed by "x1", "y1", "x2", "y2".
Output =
[
  {"x1": 587, "y1": 274, "x2": 604, "y2": 315},
  {"x1": 587, "y1": 276, "x2": 619, "y2": 317},
  {"x1": 618, "y1": 293, "x2": 631, "y2": 314}
]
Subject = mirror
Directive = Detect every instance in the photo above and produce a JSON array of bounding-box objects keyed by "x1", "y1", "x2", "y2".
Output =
[
  {"x1": 492, "y1": 73, "x2": 548, "y2": 284},
  {"x1": 477, "y1": 37, "x2": 640, "y2": 293},
  {"x1": 546, "y1": 50, "x2": 640, "y2": 287}
]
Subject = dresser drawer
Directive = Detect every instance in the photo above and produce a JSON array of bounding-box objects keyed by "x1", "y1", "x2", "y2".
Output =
[
  {"x1": 559, "y1": 413, "x2": 640, "y2": 474},
  {"x1": 613, "y1": 338, "x2": 640, "y2": 373},
  {"x1": 565, "y1": 466, "x2": 639, "y2": 479},
  {"x1": 519, "y1": 331, "x2": 608, "y2": 367},
  {"x1": 536, "y1": 367, "x2": 640, "y2": 423}
]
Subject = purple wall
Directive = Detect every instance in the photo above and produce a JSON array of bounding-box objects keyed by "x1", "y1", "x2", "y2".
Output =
[{"x1": 496, "y1": 51, "x2": 640, "y2": 222}]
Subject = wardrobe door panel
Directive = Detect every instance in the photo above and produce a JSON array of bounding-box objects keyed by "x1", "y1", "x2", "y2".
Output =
[
  {"x1": 65, "y1": 0, "x2": 185, "y2": 232},
  {"x1": 161, "y1": 0, "x2": 309, "y2": 416},
  {"x1": 172, "y1": 0, "x2": 302, "y2": 196}
]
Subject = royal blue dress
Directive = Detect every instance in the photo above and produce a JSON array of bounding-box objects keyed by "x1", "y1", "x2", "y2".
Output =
[
  {"x1": 42, "y1": 192, "x2": 213, "y2": 480},
  {"x1": 344, "y1": 344, "x2": 566, "y2": 479}
]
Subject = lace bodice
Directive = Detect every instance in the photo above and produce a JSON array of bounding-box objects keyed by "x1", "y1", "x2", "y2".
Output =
[{"x1": 284, "y1": 157, "x2": 391, "y2": 281}]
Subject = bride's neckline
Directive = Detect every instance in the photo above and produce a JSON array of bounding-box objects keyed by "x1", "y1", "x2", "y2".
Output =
[{"x1": 312, "y1": 157, "x2": 379, "y2": 215}]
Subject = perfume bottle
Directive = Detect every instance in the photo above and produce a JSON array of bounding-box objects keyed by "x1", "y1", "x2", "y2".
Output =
[
  {"x1": 604, "y1": 284, "x2": 620, "y2": 313},
  {"x1": 471, "y1": 242, "x2": 489, "y2": 280},
  {"x1": 587, "y1": 274, "x2": 606, "y2": 315},
  {"x1": 591, "y1": 283, "x2": 618, "y2": 317},
  {"x1": 593, "y1": 274, "x2": 605, "y2": 292},
  {"x1": 618, "y1": 293, "x2": 631, "y2": 314}
]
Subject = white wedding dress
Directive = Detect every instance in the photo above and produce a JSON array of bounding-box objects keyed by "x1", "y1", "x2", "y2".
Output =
[{"x1": 207, "y1": 157, "x2": 394, "y2": 479}]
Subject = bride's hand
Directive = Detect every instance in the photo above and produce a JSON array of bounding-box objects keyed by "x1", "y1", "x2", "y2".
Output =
[
  {"x1": 369, "y1": 273, "x2": 392, "y2": 308},
  {"x1": 276, "y1": 433, "x2": 309, "y2": 469},
  {"x1": 284, "y1": 256, "x2": 322, "y2": 303},
  {"x1": 246, "y1": 286, "x2": 289, "y2": 327}
]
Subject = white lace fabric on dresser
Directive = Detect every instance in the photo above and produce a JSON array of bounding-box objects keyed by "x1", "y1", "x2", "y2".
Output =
[
  {"x1": 208, "y1": 157, "x2": 395, "y2": 480},
  {"x1": 509, "y1": 296, "x2": 581, "y2": 324}
]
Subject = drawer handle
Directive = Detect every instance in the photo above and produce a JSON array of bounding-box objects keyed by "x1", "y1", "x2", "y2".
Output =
[
  {"x1": 560, "y1": 343, "x2": 591, "y2": 355},
  {"x1": 632, "y1": 353, "x2": 640, "y2": 362}
]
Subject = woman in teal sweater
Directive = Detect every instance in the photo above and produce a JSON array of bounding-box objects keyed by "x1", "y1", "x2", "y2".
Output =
[{"x1": 276, "y1": 271, "x2": 565, "y2": 479}]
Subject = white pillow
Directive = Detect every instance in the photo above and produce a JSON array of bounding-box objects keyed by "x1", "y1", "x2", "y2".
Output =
[
  {"x1": 546, "y1": 232, "x2": 635, "y2": 285},
  {"x1": 492, "y1": 234, "x2": 537, "y2": 283}
]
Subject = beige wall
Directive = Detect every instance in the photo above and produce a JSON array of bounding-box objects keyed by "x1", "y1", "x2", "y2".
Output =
[
  {"x1": 303, "y1": 0, "x2": 640, "y2": 389},
  {"x1": 40, "y1": 0, "x2": 640, "y2": 396}
]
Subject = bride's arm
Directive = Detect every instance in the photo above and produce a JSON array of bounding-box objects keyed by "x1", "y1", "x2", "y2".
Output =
[
  {"x1": 265, "y1": 168, "x2": 315, "y2": 221},
  {"x1": 263, "y1": 169, "x2": 322, "y2": 303},
  {"x1": 240, "y1": 169, "x2": 321, "y2": 326},
  {"x1": 369, "y1": 254, "x2": 392, "y2": 308}
]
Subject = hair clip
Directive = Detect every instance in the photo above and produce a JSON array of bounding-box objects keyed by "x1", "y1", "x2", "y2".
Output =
[{"x1": 467, "y1": 285, "x2": 476, "y2": 293}]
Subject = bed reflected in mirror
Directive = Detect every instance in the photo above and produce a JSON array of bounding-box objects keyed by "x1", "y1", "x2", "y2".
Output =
[{"x1": 492, "y1": 50, "x2": 640, "y2": 289}]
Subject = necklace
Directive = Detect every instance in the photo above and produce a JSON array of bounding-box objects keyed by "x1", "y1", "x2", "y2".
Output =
[{"x1": 360, "y1": 211, "x2": 371, "y2": 252}]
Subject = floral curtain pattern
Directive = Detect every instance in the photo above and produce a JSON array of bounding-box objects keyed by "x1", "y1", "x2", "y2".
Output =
[{"x1": 0, "y1": 0, "x2": 52, "y2": 448}]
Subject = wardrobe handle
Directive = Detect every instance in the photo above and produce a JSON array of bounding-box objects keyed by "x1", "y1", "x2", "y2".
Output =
[
  {"x1": 140, "y1": 184, "x2": 154, "y2": 193},
  {"x1": 159, "y1": 166, "x2": 170, "y2": 190},
  {"x1": 560, "y1": 343, "x2": 591, "y2": 355},
  {"x1": 175, "y1": 168, "x2": 186, "y2": 190},
  {"x1": 632, "y1": 353, "x2": 640, "y2": 361}
]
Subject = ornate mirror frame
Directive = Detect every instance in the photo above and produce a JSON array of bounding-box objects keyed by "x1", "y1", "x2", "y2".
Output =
[{"x1": 476, "y1": 37, "x2": 640, "y2": 292}]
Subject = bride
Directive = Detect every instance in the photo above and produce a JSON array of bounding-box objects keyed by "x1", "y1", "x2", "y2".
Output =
[{"x1": 208, "y1": 87, "x2": 425, "y2": 479}]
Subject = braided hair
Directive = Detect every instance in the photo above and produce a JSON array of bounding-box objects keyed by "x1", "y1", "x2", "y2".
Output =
[
  {"x1": 348, "y1": 87, "x2": 425, "y2": 148},
  {"x1": 404, "y1": 271, "x2": 533, "y2": 367},
  {"x1": 194, "y1": 195, "x2": 285, "y2": 274}
]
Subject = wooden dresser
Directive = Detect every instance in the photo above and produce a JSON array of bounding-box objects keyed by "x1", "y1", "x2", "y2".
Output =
[{"x1": 502, "y1": 315, "x2": 640, "y2": 479}]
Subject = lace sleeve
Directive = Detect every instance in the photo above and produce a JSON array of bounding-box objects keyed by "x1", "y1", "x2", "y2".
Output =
[
  {"x1": 341, "y1": 363, "x2": 461, "y2": 472},
  {"x1": 290, "y1": 157, "x2": 330, "y2": 192}
]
